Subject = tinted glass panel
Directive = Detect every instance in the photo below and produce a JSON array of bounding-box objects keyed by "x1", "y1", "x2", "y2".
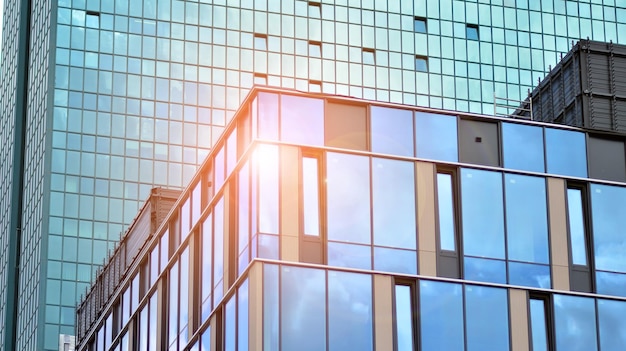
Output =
[
  {"x1": 370, "y1": 106, "x2": 414, "y2": 157},
  {"x1": 502, "y1": 122, "x2": 545, "y2": 172},
  {"x1": 281, "y1": 266, "x2": 326, "y2": 351},
  {"x1": 373, "y1": 247, "x2": 417, "y2": 275},
  {"x1": 545, "y1": 128, "x2": 587, "y2": 178},
  {"x1": 327, "y1": 242, "x2": 371, "y2": 270},
  {"x1": 437, "y1": 173, "x2": 456, "y2": 251},
  {"x1": 395, "y1": 285, "x2": 414, "y2": 351},
  {"x1": 554, "y1": 294, "x2": 598, "y2": 351},
  {"x1": 328, "y1": 272, "x2": 373, "y2": 351},
  {"x1": 567, "y1": 188, "x2": 588, "y2": 265},
  {"x1": 461, "y1": 168, "x2": 505, "y2": 259},
  {"x1": 597, "y1": 299, "x2": 626, "y2": 351},
  {"x1": 505, "y1": 174, "x2": 549, "y2": 264},
  {"x1": 587, "y1": 137, "x2": 626, "y2": 182},
  {"x1": 420, "y1": 281, "x2": 464, "y2": 351},
  {"x1": 529, "y1": 299, "x2": 548, "y2": 351},
  {"x1": 458, "y1": 119, "x2": 499, "y2": 167},
  {"x1": 327, "y1": 153, "x2": 371, "y2": 244},
  {"x1": 303, "y1": 157, "x2": 320, "y2": 236},
  {"x1": 238, "y1": 280, "x2": 249, "y2": 351},
  {"x1": 415, "y1": 112, "x2": 458, "y2": 162},
  {"x1": 595, "y1": 271, "x2": 626, "y2": 297},
  {"x1": 590, "y1": 183, "x2": 626, "y2": 273},
  {"x1": 257, "y1": 92, "x2": 278, "y2": 140},
  {"x1": 324, "y1": 102, "x2": 367, "y2": 151},
  {"x1": 263, "y1": 265, "x2": 279, "y2": 351},
  {"x1": 225, "y1": 296, "x2": 235, "y2": 351},
  {"x1": 464, "y1": 257, "x2": 507, "y2": 284},
  {"x1": 372, "y1": 158, "x2": 416, "y2": 249},
  {"x1": 201, "y1": 214, "x2": 212, "y2": 321},
  {"x1": 280, "y1": 95, "x2": 324, "y2": 146},
  {"x1": 465, "y1": 285, "x2": 509, "y2": 351},
  {"x1": 508, "y1": 262, "x2": 551, "y2": 289}
]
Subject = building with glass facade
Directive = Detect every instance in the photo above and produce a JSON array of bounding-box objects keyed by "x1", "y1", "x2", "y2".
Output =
[
  {"x1": 76, "y1": 86, "x2": 626, "y2": 351},
  {"x1": 4, "y1": 0, "x2": 626, "y2": 350}
]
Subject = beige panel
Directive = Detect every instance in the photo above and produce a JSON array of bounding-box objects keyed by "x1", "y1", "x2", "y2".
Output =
[
  {"x1": 223, "y1": 182, "x2": 232, "y2": 290},
  {"x1": 419, "y1": 251, "x2": 437, "y2": 277},
  {"x1": 280, "y1": 146, "x2": 300, "y2": 262},
  {"x1": 210, "y1": 314, "x2": 217, "y2": 351},
  {"x1": 509, "y1": 289, "x2": 530, "y2": 351},
  {"x1": 547, "y1": 177, "x2": 570, "y2": 290},
  {"x1": 416, "y1": 162, "x2": 437, "y2": 276},
  {"x1": 374, "y1": 275, "x2": 394, "y2": 351},
  {"x1": 248, "y1": 262, "x2": 263, "y2": 351},
  {"x1": 156, "y1": 281, "x2": 165, "y2": 351}
]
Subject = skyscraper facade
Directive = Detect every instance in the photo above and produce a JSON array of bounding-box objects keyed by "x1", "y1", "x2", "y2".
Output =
[
  {"x1": 2, "y1": 0, "x2": 626, "y2": 350},
  {"x1": 76, "y1": 86, "x2": 626, "y2": 351}
]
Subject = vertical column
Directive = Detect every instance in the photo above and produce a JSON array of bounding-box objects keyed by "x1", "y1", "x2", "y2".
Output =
[
  {"x1": 416, "y1": 161, "x2": 437, "y2": 276},
  {"x1": 373, "y1": 275, "x2": 394, "y2": 351},
  {"x1": 248, "y1": 262, "x2": 263, "y2": 350},
  {"x1": 509, "y1": 288, "x2": 530, "y2": 351},
  {"x1": 156, "y1": 279, "x2": 166, "y2": 351},
  {"x1": 547, "y1": 178, "x2": 570, "y2": 290},
  {"x1": 280, "y1": 145, "x2": 300, "y2": 262}
]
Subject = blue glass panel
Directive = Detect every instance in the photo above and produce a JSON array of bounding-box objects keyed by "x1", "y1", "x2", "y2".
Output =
[
  {"x1": 415, "y1": 112, "x2": 458, "y2": 162},
  {"x1": 327, "y1": 242, "x2": 371, "y2": 270},
  {"x1": 326, "y1": 153, "x2": 371, "y2": 244},
  {"x1": 461, "y1": 168, "x2": 505, "y2": 259},
  {"x1": 420, "y1": 281, "x2": 464, "y2": 351},
  {"x1": 281, "y1": 266, "x2": 326, "y2": 351},
  {"x1": 213, "y1": 199, "x2": 224, "y2": 304},
  {"x1": 373, "y1": 247, "x2": 417, "y2": 274},
  {"x1": 201, "y1": 213, "x2": 212, "y2": 322},
  {"x1": 395, "y1": 285, "x2": 414, "y2": 351},
  {"x1": 201, "y1": 326, "x2": 211, "y2": 351},
  {"x1": 545, "y1": 128, "x2": 587, "y2": 178},
  {"x1": 437, "y1": 173, "x2": 456, "y2": 251},
  {"x1": 529, "y1": 299, "x2": 548, "y2": 351},
  {"x1": 504, "y1": 174, "x2": 549, "y2": 264},
  {"x1": 554, "y1": 294, "x2": 598, "y2": 351},
  {"x1": 567, "y1": 188, "x2": 588, "y2": 265},
  {"x1": 224, "y1": 296, "x2": 235, "y2": 351},
  {"x1": 596, "y1": 271, "x2": 626, "y2": 297},
  {"x1": 508, "y1": 262, "x2": 551, "y2": 289},
  {"x1": 591, "y1": 184, "x2": 626, "y2": 273},
  {"x1": 263, "y1": 265, "x2": 279, "y2": 351},
  {"x1": 464, "y1": 257, "x2": 507, "y2": 284},
  {"x1": 372, "y1": 158, "x2": 416, "y2": 249},
  {"x1": 257, "y1": 93, "x2": 278, "y2": 140},
  {"x1": 257, "y1": 234, "x2": 279, "y2": 260},
  {"x1": 328, "y1": 272, "x2": 373, "y2": 351},
  {"x1": 597, "y1": 299, "x2": 626, "y2": 351},
  {"x1": 370, "y1": 106, "x2": 414, "y2": 157},
  {"x1": 280, "y1": 95, "x2": 324, "y2": 146},
  {"x1": 502, "y1": 122, "x2": 545, "y2": 172},
  {"x1": 465, "y1": 285, "x2": 509, "y2": 351},
  {"x1": 238, "y1": 280, "x2": 249, "y2": 351},
  {"x1": 238, "y1": 163, "x2": 250, "y2": 257},
  {"x1": 302, "y1": 157, "x2": 320, "y2": 236}
]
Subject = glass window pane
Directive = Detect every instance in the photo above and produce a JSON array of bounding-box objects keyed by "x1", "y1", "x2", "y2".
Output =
[
  {"x1": 415, "y1": 112, "x2": 458, "y2": 162},
  {"x1": 395, "y1": 285, "x2": 414, "y2": 351},
  {"x1": 420, "y1": 281, "x2": 464, "y2": 351},
  {"x1": 281, "y1": 266, "x2": 326, "y2": 351},
  {"x1": 256, "y1": 144, "x2": 279, "y2": 234},
  {"x1": 328, "y1": 272, "x2": 373, "y2": 351},
  {"x1": 595, "y1": 271, "x2": 626, "y2": 297},
  {"x1": 529, "y1": 299, "x2": 548, "y2": 351},
  {"x1": 303, "y1": 157, "x2": 320, "y2": 236},
  {"x1": 168, "y1": 262, "x2": 179, "y2": 347},
  {"x1": 263, "y1": 264, "x2": 279, "y2": 351},
  {"x1": 505, "y1": 174, "x2": 549, "y2": 264},
  {"x1": 554, "y1": 294, "x2": 598, "y2": 351},
  {"x1": 326, "y1": 153, "x2": 371, "y2": 244},
  {"x1": 239, "y1": 163, "x2": 250, "y2": 273},
  {"x1": 465, "y1": 285, "x2": 509, "y2": 351},
  {"x1": 327, "y1": 242, "x2": 371, "y2": 270},
  {"x1": 224, "y1": 295, "x2": 235, "y2": 351},
  {"x1": 502, "y1": 122, "x2": 545, "y2": 173},
  {"x1": 567, "y1": 188, "x2": 588, "y2": 265},
  {"x1": 372, "y1": 158, "x2": 416, "y2": 249},
  {"x1": 508, "y1": 262, "x2": 551, "y2": 289},
  {"x1": 213, "y1": 198, "x2": 224, "y2": 305},
  {"x1": 201, "y1": 214, "x2": 213, "y2": 321},
  {"x1": 370, "y1": 106, "x2": 414, "y2": 157},
  {"x1": 545, "y1": 128, "x2": 587, "y2": 178},
  {"x1": 280, "y1": 95, "x2": 324, "y2": 146},
  {"x1": 238, "y1": 280, "x2": 249, "y2": 351},
  {"x1": 591, "y1": 183, "x2": 626, "y2": 273},
  {"x1": 257, "y1": 93, "x2": 278, "y2": 140},
  {"x1": 597, "y1": 299, "x2": 626, "y2": 351},
  {"x1": 461, "y1": 168, "x2": 505, "y2": 259},
  {"x1": 437, "y1": 173, "x2": 456, "y2": 251},
  {"x1": 373, "y1": 247, "x2": 417, "y2": 275},
  {"x1": 463, "y1": 257, "x2": 507, "y2": 284}
]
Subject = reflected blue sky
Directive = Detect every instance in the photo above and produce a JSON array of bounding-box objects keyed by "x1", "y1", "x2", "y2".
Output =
[
  {"x1": 370, "y1": 106, "x2": 414, "y2": 157},
  {"x1": 554, "y1": 294, "x2": 598, "y2": 351},
  {"x1": 591, "y1": 183, "x2": 626, "y2": 273},
  {"x1": 502, "y1": 122, "x2": 545, "y2": 173},
  {"x1": 415, "y1": 112, "x2": 458, "y2": 162}
]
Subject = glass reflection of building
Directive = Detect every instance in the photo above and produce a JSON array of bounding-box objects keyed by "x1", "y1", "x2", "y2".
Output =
[{"x1": 77, "y1": 87, "x2": 626, "y2": 351}]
